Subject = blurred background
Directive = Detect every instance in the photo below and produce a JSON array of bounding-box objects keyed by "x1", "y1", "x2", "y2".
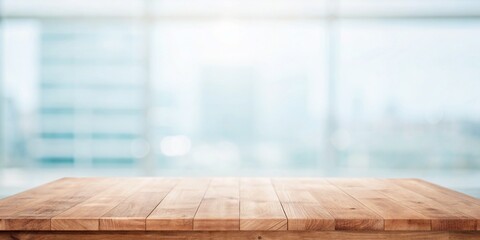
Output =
[{"x1": 1, "y1": 0, "x2": 479, "y2": 198}]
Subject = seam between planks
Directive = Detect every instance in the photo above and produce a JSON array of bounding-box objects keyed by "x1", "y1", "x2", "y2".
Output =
[
  {"x1": 381, "y1": 178, "x2": 436, "y2": 230},
  {"x1": 228, "y1": 178, "x2": 241, "y2": 230},
  {"x1": 191, "y1": 178, "x2": 213, "y2": 230},
  {"x1": 372, "y1": 178, "x2": 434, "y2": 231},
  {"x1": 0, "y1": 177, "x2": 71, "y2": 202},
  {"x1": 46, "y1": 178, "x2": 117, "y2": 230},
  {"x1": 387, "y1": 178, "x2": 478, "y2": 230},
  {"x1": 238, "y1": 178, "x2": 242, "y2": 231},
  {"x1": 390, "y1": 179, "x2": 480, "y2": 214},
  {"x1": 3, "y1": 178, "x2": 478, "y2": 232},
  {"x1": 96, "y1": 179, "x2": 147, "y2": 231},
  {"x1": 414, "y1": 179, "x2": 480, "y2": 207},
  {"x1": 238, "y1": 178, "x2": 240, "y2": 230},
  {"x1": 97, "y1": 178, "x2": 138, "y2": 230},
  {"x1": 328, "y1": 178, "x2": 433, "y2": 230},
  {"x1": 51, "y1": 178, "x2": 148, "y2": 231},
  {"x1": 0, "y1": 177, "x2": 89, "y2": 227},
  {"x1": 142, "y1": 179, "x2": 181, "y2": 231},
  {"x1": 94, "y1": 179, "x2": 153, "y2": 230},
  {"x1": 325, "y1": 179, "x2": 386, "y2": 230},
  {"x1": 270, "y1": 178, "x2": 289, "y2": 230}
]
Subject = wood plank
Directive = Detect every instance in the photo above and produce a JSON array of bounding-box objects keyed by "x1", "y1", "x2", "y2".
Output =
[
  {"x1": 4, "y1": 231, "x2": 480, "y2": 240},
  {"x1": 328, "y1": 179, "x2": 431, "y2": 231},
  {"x1": 411, "y1": 179, "x2": 480, "y2": 204},
  {"x1": 0, "y1": 178, "x2": 80, "y2": 220},
  {"x1": 389, "y1": 179, "x2": 480, "y2": 231},
  {"x1": 0, "y1": 178, "x2": 73, "y2": 231},
  {"x1": 146, "y1": 178, "x2": 210, "y2": 231},
  {"x1": 305, "y1": 179, "x2": 384, "y2": 230},
  {"x1": 0, "y1": 178, "x2": 112, "y2": 231},
  {"x1": 368, "y1": 178, "x2": 477, "y2": 231},
  {"x1": 1, "y1": 177, "x2": 479, "y2": 233},
  {"x1": 415, "y1": 179, "x2": 480, "y2": 231},
  {"x1": 272, "y1": 179, "x2": 335, "y2": 230},
  {"x1": 99, "y1": 178, "x2": 178, "y2": 231},
  {"x1": 0, "y1": 178, "x2": 72, "y2": 211},
  {"x1": 281, "y1": 203, "x2": 336, "y2": 231},
  {"x1": 194, "y1": 178, "x2": 239, "y2": 231},
  {"x1": 137, "y1": 178, "x2": 178, "y2": 193},
  {"x1": 240, "y1": 178, "x2": 287, "y2": 231},
  {"x1": 51, "y1": 178, "x2": 148, "y2": 231}
]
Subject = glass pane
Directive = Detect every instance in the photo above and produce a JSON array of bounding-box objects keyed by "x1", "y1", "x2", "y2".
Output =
[
  {"x1": 2, "y1": 0, "x2": 480, "y2": 199},
  {"x1": 337, "y1": 20, "x2": 480, "y2": 171},
  {"x1": 152, "y1": 20, "x2": 327, "y2": 173},
  {"x1": 1, "y1": 20, "x2": 145, "y2": 170}
]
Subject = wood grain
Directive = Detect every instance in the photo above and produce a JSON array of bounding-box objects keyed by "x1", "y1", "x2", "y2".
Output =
[
  {"x1": 272, "y1": 179, "x2": 335, "y2": 230},
  {"x1": 193, "y1": 178, "x2": 239, "y2": 230},
  {"x1": 240, "y1": 179, "x2": 287, "y2": 231},
  {"x1": 0, "y1": 178, "x2": 76, "y2": 230},
  {"x1": 328, "y1": 178, "x2": 431, "y2": 231},
  {"x1": 304, "y1": 179, "x2": 384, "y2": 230},
  {"x1": 146, "y1": 178, "x2": 210, "y2": 231},
  {"x1": 0, "y1": 178, "x2": 111, "y2": 230},
  {"x1": 367, "y1": 179, "x2": 477, "y2": 231},
  {"x1": 1, "y1": 231, "x2": 479, "y2": 240},
  {"x1": 0, "y1": 177, "x2": 479, "y2": 233},
  {"x1": 99, "y1": 178, "x2": 178, "y2": 231},
  {"x1": 51, "y1": 178, "x2": 148, "y2": 231},
  {"x1": 389, "y1": 179, "x2": 480, "y2": 231}
]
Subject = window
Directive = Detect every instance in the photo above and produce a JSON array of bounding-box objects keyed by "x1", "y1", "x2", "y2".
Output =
[
  {"x1": 152, "y1": 21, "x2": 326, "y2": 171},
  {"x1": 1, "y1": 0, "x2": 480, "y2": 196},
  {"x1": 336, "y1": 20, "x2": 480, "y2": 170}
]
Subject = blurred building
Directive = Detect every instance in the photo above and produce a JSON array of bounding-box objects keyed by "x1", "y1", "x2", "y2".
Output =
[{"x1": 1, "y1": 0, "x2": 480, "y2": 197}]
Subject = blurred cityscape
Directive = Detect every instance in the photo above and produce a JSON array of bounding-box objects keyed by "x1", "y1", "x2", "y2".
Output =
[{"x1": 1, "y1": 0, "x2": 480, "y2": 197}]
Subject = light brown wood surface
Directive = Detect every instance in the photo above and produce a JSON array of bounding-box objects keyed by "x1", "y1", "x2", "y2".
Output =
[
  {"x1": 240, "y1": 178, "x2": 287, "y2": 231},
  {"x1": 194, "y1": 178, "x2": 239, "y2": 230},
  {"x1": 0, "y1": 231, "x2": 479, "y2": 240},
  {"x1": 0, "y1": 178, "x2": 479, "y2": 232},
  {"x1": 146, "y1": 178, "x2": 210, "y2": 230}
]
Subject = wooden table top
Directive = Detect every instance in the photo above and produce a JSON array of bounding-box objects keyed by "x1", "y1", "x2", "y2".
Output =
[{"x1": 0, "y1": 178, "x2": 479, "y2": 232}]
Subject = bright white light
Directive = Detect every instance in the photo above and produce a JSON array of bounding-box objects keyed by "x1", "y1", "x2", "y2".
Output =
[{"x1": 160, "y1": 135, "x2": 192, "y2": 157}]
